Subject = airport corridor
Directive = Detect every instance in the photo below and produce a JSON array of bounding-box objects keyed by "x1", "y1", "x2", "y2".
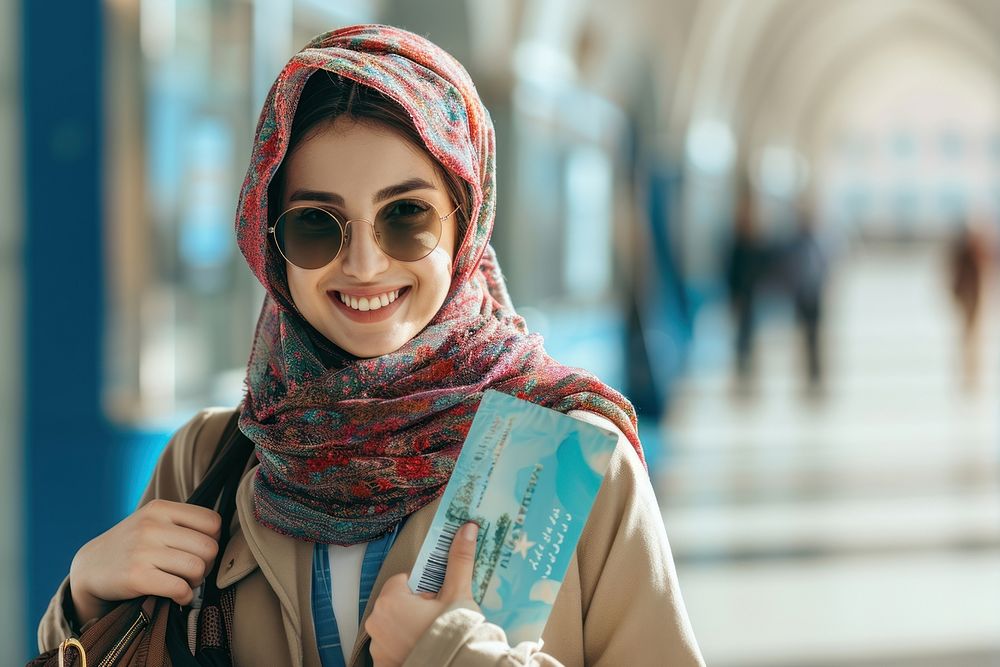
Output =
[{"x1": 658, "y1": 244, "x2": 1000, "y2": 666}]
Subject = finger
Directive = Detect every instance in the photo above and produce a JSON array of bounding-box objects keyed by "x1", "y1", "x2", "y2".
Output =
[
  {"x1": 138, "y1": 568, "x2": 195, "y2": 606},
  {"x1": 148, "y1": 500, "x2": 223, "y2": 539},
  {"x1": 365, "y1": 617, "x2": 389, "y2": 667},
  {"x1": 160, "y1": 525, "x2": 220, "y2": 574},
  {"x1": 150, "y1": 546, "x2": 210, "y2": 590},
  {"x1": 380, "y1": 573, "x2": 409, "y2": 595},
  {"x1": 369, "y1": 639, "x2": 386, "y2": 667},
  {"x1": 438, "y1": 522, "x2": 478, "y2": 602},
  {"x1": 170, "y1": 506, "x2": 224, "y2": 540}
]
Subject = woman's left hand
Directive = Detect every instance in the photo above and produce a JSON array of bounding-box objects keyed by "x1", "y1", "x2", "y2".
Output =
[{"x1": 366, "y1": 522, "x2": 481, "y2": 667}]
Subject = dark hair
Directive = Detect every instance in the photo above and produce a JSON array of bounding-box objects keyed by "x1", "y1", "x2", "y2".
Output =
[{"x1": 268, "y1": 71, "x2": 472, "y2": 242}]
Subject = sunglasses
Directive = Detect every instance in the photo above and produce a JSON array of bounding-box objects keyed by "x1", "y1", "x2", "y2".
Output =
[{"x1": 269, "y1": 198, "x2": 460, "y2": 269}]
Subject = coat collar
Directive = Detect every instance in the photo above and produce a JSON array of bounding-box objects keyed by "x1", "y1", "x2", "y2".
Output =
[{"x1": 215, "y1": 464, "x2": 442, "y2": 667}]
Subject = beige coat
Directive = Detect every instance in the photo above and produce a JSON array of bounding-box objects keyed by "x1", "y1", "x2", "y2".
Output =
[{"x1": 39, "y1": 407, "x2": 704, "y2": 666}]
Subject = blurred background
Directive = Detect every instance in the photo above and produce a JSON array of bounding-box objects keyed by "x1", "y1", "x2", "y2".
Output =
[{"x1": 5, "y1": 0, "x2": 999, "y2": 664}]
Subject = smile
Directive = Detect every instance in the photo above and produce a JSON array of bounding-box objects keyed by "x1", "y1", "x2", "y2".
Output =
[
  {"x1": 327, "y1": 287, "x2": 410, "y2": 323},
  {"x1": 337, "y1": 289, "x2": 400, "y2": 311}
]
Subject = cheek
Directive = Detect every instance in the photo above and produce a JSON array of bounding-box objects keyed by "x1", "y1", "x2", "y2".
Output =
[{"x1": 423, "y1": 248, "x2": 456, "y2": 295}]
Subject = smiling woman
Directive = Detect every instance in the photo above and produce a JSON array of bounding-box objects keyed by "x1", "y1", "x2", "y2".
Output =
[
  {"x1": 37, "y1": 24, "x2": 704, "y2": 667},
  {"x1": 279, "y1": 115, "x2": 459, "y2": 358}
]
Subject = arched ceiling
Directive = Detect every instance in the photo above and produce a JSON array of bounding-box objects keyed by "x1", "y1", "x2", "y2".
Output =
[
  {"x1": 666, "y1": 0, "x2": 1000, "y2": 166},
  {"x1": 743, "y1": 0, "x2": 1000, "y2": 159},
  {"x1": 801, "y1": 27, "x2": 1000, "y2": 159}
]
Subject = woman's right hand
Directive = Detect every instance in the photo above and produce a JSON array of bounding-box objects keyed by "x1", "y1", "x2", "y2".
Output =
[{"x1": 68, "y1": 499, "x2": 223, "y2": 625}]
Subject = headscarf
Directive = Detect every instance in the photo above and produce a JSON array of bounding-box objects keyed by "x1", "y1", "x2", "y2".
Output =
[{"x1": 235, "y1": 24, "x2": 643, "y2": 545}]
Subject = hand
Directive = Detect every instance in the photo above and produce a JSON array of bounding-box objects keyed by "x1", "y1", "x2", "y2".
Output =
[
  {"x1": 69, "y1": 499, "x2": 222, "y2": 625},
  {"x1": 366, "y1": 522, "x2": 481, "y2": 667}
]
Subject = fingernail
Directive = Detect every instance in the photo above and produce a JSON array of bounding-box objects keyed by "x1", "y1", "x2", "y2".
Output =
[{"x1": 462, "y1": 523, "x2": 478, "y2": 542}]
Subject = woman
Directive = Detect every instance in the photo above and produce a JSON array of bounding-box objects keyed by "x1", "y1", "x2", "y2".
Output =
[{"x1": 38, "y1": 24, "x2": 704, "y2": 666}]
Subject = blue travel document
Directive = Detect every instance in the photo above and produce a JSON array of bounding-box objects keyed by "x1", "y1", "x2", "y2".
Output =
[{"x1": 408, "y1": 390, "x2": 619, "y2": 645}]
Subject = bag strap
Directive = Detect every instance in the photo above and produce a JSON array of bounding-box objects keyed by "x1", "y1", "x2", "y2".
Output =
[
  {"x1": 186, "y1": 411, "x2": 254, "y2": 509},
  {"x1": 184, "y1": 410, "x2": 255, "y2": 585},
  {"x1": 165, "y1": 410, "x2": 255, "y2": 664}
]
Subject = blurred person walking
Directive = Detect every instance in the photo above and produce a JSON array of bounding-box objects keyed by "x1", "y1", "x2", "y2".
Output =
[
  {"x1": 948, "y1": 217, "x2": 994, "y2": 390},
  {"x1": 725, "y1": 193, "x2": 765, "y2": 387},
  {"x1": 785, "y1": 203, "x2": 829, "y2": 393}
]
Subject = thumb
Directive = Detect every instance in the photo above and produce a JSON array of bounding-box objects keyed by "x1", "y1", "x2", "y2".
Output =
[{"x1": 438, "y1": 522, "x2": 478, "y2": 602}]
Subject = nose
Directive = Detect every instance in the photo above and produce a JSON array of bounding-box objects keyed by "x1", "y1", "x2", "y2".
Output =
[{"x1": 339, "y1": 219, "x2": 391, "y2": 281}]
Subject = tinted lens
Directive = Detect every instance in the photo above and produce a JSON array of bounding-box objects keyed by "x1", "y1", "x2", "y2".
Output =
[
  {"x1": 375, "y1": 199, "x2": 442, "y2": 261},
  {"x1": 275, "y1": 207, "x2": 344, "y2": 269}
]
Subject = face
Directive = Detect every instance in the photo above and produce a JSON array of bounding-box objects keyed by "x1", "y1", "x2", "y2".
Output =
[{"x1": 279, "y1": 119, "x2": 458, "y2": 358}]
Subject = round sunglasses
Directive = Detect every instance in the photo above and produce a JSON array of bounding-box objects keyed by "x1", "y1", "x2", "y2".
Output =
[{"x1": 269, "y1": 198, "x2": 460, "y2": 269}]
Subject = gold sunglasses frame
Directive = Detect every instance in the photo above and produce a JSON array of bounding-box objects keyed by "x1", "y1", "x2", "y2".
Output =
[{"x1": 268, "y1": 198, "x2": 460, "y2": 269}]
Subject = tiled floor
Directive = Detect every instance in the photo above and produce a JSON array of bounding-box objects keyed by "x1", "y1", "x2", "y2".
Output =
[{"x1": 657, "y1": 244, "x2": 1000, "y2": 666}]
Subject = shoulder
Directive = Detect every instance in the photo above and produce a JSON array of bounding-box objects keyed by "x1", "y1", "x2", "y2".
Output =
[
  {"x1": 565, "y1": 409, "x2": 661, "y2": 552},
  {"x1": 145, "y1": 407, "x2": 239, "y2": 504},
  {"x1": 565, "y1": 410, "x2": 646, "y2": 490},
  {"x1": 185, "y1": 407, "x2": 240, "y2": 485}
]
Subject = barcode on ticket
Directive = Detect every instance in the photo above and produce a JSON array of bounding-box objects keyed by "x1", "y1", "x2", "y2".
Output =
[{"x1": 413, "y1": 520, "x2": 461, "y2": 594}]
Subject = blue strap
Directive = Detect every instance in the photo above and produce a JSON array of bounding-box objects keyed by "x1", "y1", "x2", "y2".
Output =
[
  {"x1": 312, "y1": 543, "x2": 346, "y2": 667},
  {"x1": 312, "y1": 525, "x2": 401, "y2": 667},
  {"x1": 359, "y1": 525, "x2": 398, "y2": 621}
]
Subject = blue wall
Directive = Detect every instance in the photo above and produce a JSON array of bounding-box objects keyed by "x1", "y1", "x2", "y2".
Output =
[{"x1": 21, "y1": 0, "x2": 117, "y2": 658}]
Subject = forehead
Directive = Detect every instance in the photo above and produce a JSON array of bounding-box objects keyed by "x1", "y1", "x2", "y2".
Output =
[{"x1": 282, "y1": 119, "x2": 445, "y2": 200}]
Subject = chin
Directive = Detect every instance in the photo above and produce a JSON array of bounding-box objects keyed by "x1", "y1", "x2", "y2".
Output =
[{"x1": 331, "y1": 330, "x2": 411, "y2": 359}]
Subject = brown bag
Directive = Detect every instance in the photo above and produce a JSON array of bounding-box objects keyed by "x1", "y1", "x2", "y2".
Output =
[{"x1": 28, "y1": 412, "x2": 254, "y2": 667}]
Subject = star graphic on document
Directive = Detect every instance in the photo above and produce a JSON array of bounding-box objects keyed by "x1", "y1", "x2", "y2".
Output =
[{"x1": 512, "y1": 532, "x2": 535, "y2": 559}]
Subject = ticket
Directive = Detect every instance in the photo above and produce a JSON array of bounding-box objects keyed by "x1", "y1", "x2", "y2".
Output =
[{"x1": 408, "y1": 390, "x2": 619, "y2": 644}]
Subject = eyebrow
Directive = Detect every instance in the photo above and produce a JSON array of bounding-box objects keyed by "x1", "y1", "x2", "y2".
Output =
[{"x1": 288, "y1": 177, "x2": 439, "y2": 206}]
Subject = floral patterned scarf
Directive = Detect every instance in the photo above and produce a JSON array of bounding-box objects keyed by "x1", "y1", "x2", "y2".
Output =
[{"x1": 235, "y1": 24, "x2": 643, "y2": 545}]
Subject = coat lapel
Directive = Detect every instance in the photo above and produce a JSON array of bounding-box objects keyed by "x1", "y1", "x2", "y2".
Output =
[
  {"x1": 216, "y1": 525, "x2": 257, "y2": 589},
  {"x1": 232, "y1": 466, "x2": 319, "y2": 666}
]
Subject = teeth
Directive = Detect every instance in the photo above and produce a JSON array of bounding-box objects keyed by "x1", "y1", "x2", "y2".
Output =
[{"x1": 338, "y1": 289, "x2": 401, "y2": 312}]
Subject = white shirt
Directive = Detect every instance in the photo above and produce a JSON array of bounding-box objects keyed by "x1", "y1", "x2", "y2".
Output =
[{"x1": 327, "y1": 542, "x2": 367, "y2": 663}]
